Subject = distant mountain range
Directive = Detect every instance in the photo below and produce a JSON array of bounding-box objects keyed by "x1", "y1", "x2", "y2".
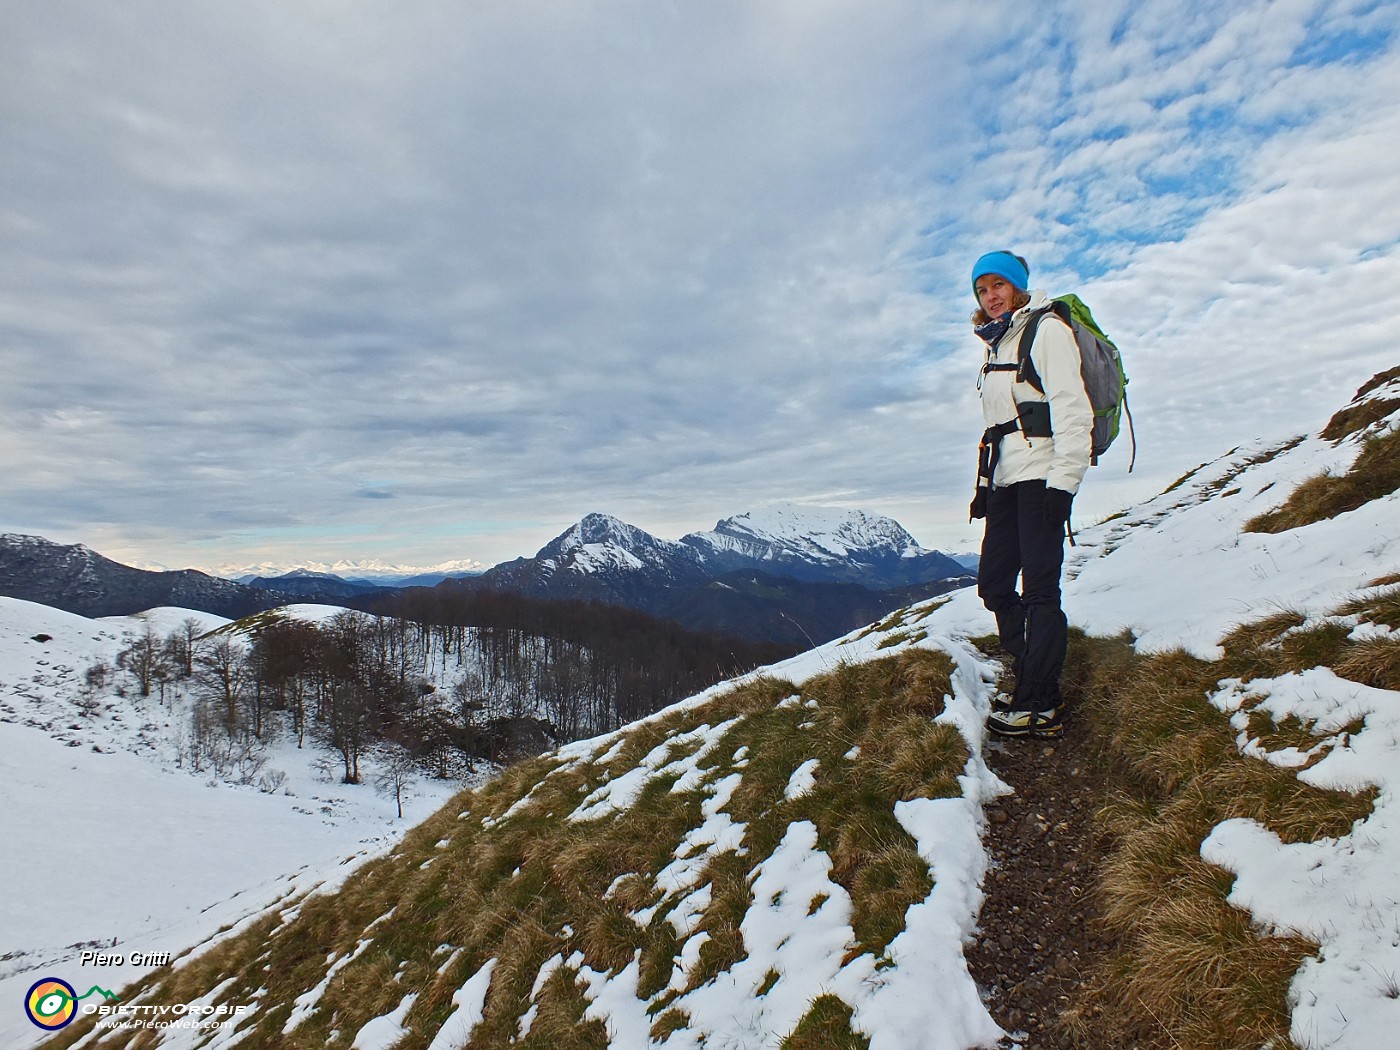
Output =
[
  {"x1": 436, "y1": 507, "x2": 971, "y2": 645},
  {"x1": 481, "y1": 506, "x2": 965, "y2": 592},
  {"x1": 234, "y1": 563, "x2": 486, "y2": 589},
  {"x1": 0, "y1": 534, "x2": 303, "y2": 620},
  {"x1": 0, "y1": 505, "x2": 973, "y2": 645}
]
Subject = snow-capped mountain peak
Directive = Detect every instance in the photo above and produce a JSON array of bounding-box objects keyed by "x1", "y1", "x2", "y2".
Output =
[
  {"x1": 688, "y1": 503, "x2": 924, "y2": 562},
  {"x1": 548, "y1": 513, "x2": 664, "y2": 555},
  {"x1": 515, "y1": 505, "x2": 968, "y2": 591},
  {"x1": 681, "y1": 503, "x2": 965, "y2": 587},
  {"x1": 533, "y1": 513, "x2": 704, "y2": 577}
]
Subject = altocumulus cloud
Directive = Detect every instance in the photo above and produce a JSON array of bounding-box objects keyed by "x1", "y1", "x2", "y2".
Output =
[{"x1": 1, "y1": 0, "x2": 1397, "y2": 570}]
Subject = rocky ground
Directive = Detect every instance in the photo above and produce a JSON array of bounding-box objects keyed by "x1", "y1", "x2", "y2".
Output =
[{"x1": 966, "y1": 711, "x2": 1114, "y2": 1050}]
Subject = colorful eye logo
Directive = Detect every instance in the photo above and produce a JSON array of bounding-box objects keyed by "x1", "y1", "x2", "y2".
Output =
[{"x1": 26, "y1": 977, "x2": 78, "y2": 1030}]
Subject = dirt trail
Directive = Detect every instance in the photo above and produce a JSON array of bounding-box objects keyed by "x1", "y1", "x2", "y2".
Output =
[{"x1": 966, "y1": 713, "x2": 1113, "y2": 1049}]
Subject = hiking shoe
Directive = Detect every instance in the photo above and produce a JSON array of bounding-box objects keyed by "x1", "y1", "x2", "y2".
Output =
[
  {"x1": 990, "y1": 692, "x2": 1014, "y2": 714},
  {"x1": 987, "y1": 707, "x2": 1063, "y2": 739}
]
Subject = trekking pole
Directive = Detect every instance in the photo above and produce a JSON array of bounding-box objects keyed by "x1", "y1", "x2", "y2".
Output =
[{"x1": 1065, "y1": 519, "x2": 1077, "y2": 548}]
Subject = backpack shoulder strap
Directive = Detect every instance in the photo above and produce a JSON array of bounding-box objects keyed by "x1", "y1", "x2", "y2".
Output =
[{"x1": 1013, "y1": 303, "x2": 1067, "y2": 394}]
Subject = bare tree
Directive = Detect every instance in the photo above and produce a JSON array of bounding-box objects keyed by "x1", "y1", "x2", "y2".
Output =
[
  {"x1": 162, "y1": 618, "x2": 204, "y2": 680},
  {"x1": 196, "y1": 635, "x2": 251, "y2": 732},
  {"x1": 80, "y1": 661, "x2": 112, "y2": 715},
  {"x1": 181, "y1": 701, "x2": 266, "y2": 783},
  {"x1": 118, "y1": 625, "x2": 168, "y2": 699},
  {"x1": 374, "y1": 750, "x2": 419, "y2": 819}
]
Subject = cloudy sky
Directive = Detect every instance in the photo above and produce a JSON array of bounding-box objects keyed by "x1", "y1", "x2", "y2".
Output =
[{"x1": 3, "y1": 0, "x2": 1398, "y2": 573}]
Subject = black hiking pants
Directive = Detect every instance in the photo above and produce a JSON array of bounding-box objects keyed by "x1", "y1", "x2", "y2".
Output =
[{"x1": 977, "y1": 480, "x2": 1068, "y2": 714}]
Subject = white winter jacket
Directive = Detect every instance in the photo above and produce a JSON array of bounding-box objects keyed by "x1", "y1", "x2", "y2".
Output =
[{"x1": 979, "y1": 290, "x2": 1094, "y2": 494}]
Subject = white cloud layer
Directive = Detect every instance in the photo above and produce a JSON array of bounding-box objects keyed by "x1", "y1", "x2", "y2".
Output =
[{"x1": 2, "y1": 0, "x2": 1397, "y2": 569}]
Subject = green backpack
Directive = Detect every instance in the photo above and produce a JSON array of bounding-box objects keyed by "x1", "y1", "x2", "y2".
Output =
[{"x1": 1013, "y1": 293, "x2": 1135, "y2": 469}]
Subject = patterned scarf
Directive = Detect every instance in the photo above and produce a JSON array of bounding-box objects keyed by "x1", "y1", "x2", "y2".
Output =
[{"x1": 975, "y1": 312, "x2": 1013, "y2": 347}]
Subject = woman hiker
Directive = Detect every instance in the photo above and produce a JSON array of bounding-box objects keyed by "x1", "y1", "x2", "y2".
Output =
[{"x1": 968, "y1": 250, "x2": 1093, "y2": 739}]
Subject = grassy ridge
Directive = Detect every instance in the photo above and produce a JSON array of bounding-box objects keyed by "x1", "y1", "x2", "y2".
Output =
[{"x1": 45, "y1": 649, "x2": 966, "y2": 1050}]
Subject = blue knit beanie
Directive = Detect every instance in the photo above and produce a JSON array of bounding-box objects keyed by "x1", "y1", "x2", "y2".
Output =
[{"x1": 971, "y1": 250, "x2": 1029, "y2": 295}]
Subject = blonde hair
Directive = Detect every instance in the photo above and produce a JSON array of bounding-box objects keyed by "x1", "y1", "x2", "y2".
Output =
[{"x1": 971, "y1": 289, "x2": 1031, "y2": 326}]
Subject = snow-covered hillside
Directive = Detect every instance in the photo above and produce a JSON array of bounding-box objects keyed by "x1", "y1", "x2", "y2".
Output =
[
  {"x1": 12, "y1": 371, "x2": 1400, "y2": 1050},
  {"x1": 0, "y1": 603, "x2": 478, "y2": 1050}
]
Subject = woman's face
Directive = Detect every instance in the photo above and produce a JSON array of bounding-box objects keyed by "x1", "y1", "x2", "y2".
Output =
[{"x1": 975, "y1": 274, "x2": 1019, "y2": 318}]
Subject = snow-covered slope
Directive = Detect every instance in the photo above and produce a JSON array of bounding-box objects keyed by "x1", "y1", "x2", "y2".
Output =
[
  {"x1": 0, "y1": 535, "x2": 292, "y2": 619},
  {"x1": 11, "y1": 371, "x2": 1400, "y2": 1050},
  {"x1": 0, "y1": 602, "x2": 473, "y2": 1050}
]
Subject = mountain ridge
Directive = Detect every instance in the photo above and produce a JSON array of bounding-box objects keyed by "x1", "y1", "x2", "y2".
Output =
[
  {"x1": 681, "y1": 504, "x2": 966, "y2": 586},
  {"x1": 0, "y1": 534, "x2": 309, "y2": 620},
  {"x1": 462, "y1": 505, "x2": 972, "y2": 644}
]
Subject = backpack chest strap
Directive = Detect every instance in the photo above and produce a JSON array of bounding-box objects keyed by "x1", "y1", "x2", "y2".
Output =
[{"x1": 981, "y1": 359, "x2": 1052, "y2": 440}]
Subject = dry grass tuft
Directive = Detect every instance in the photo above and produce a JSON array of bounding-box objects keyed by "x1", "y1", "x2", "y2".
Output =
[
  {"x1": 1320, "y1": 366, "x2": 1400, "y2": 440},
  {"x1": 1088, "y1": 855, "x2": 1316, "y2": 1050},
  {"x1": 1319, "y1": 366, "x2": 1400, "y2": 440},
  {"x1": 1334, "y1": 636, "x2": 1400, "y2": 690},
  {"x1": 1244, "y1": 426, "x2": 1400, "y2": 533},
  {"x1": 1093, "y1": 648, "x2": 1235, "y2": 797},
  {"x1": 1220, "y1": 614, "x2": 1354, "y2": 682},
  {"x1": 684, "y1": 852, "x2": 751, "y2": 988},
  {"x1": 1337, "y1": 583, "x2": 1400, "y2": 629},
  {"x1": 1353, "y1": 365, "x2": 1400, "y2": 400},
  {"x1": 1219, "y1": 609, "x2": 1306, "y2": 659},
  {"x1": 513, "y1": 966, "x2": 610, "y2": 1049},
  {"x1": 650, "y1": 1007, "x2": 691, "y2": 1043},
  {"x1": 857, "y1": 713, "x2": 963, "y2": 803},
  {"x1": 1163, "y1": 462, "x2": 1207, "y2": 493},
  {"x1": 780, "y1": 994, "x2": 871, "y2": 1049},
  {"x1": 1320, "y1": 396, "x2": 1400, "y2": 441},
  {"x1": 847, "y1": 844, "x2": 933, "y2": 952}
]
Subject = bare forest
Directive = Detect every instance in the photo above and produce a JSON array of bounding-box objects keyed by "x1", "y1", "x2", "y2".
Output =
[{"x1": 99, "y1": 591, "x2": 792, "y2": 787}]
